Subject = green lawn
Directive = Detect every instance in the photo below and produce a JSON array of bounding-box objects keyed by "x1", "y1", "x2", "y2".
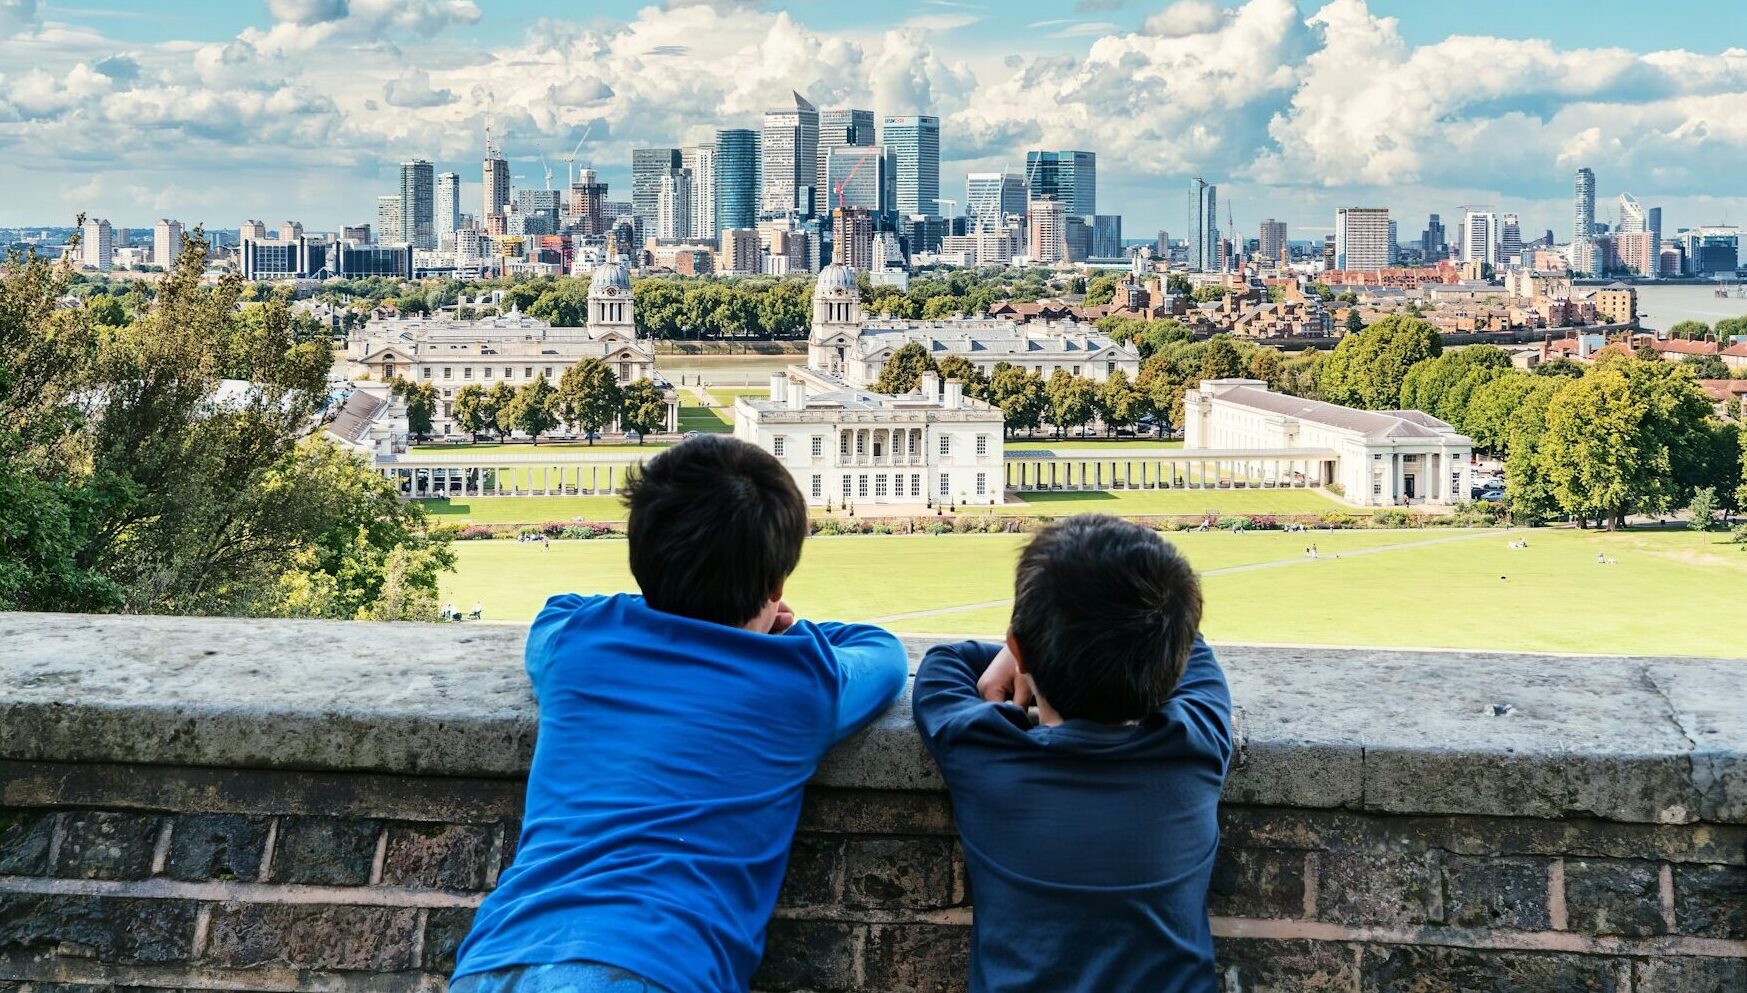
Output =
[
  {"x1": 708, "y1": 387, "x2": 768, "y2": 405},
  {"x1": 439, "y1": 528, "x2": 1747, "y2": 657},
  {"x1": 411, "y1": 442, "x2": 671, "y2": 456},
  {"x1": 421, "y1": 496, "x2": 629, "y2": 523},
  {"x1": 678, "y1": 403, "x2": 733, "y2": 433},
  {"x1": 999, "y1": 488, "x2": 1354, "y2": 516},
  {"x1": 1005, "y1": 439, "x2": 1183, "y2": 451}
]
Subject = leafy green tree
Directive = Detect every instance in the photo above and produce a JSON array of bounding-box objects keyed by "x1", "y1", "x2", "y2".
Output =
[
  {"x1": 1247, "y1": 347, "x2": 1286, "y2": 391},
  {"x1": 1502, "y1": 377, "x2": 1561, "y2": 524},
  {"x1": 1046, "y1": 370, "x2": 1097, "y2": 437},
  {"x1": 1190, "y1": 285, "x2": 1228, "y2": 304},
  {"x1": 873, "y1": 342, "x2": 939, "y2": 394},
  {"x1": 619, "y1": 379, "x2": 668, "y2": 441},
  {"x1": 1534, "y1": 357, "x2": 1586, "y2": 378},
  {"x1": 1197, "y1": 336, "x2": 1246, "y2": 381},
  {"x1": 392, "y1": 379, "x2": 438, "y2": 441},
  {"x1": 556, "y1": 358, "x2": 623, "y2": 443},
  {"x1": 1465, "y1": 373, "x2": 1552, "y2": 453},
  {"x1": 1096, "y1": 370, "x2": 1148, "y2": 434},
  {"x1": 484, "y1": 381, "x2": 516, "y2": 439},
  {"x1": 936, "y1": 354, "x2": 988, "y2": 399},
  {"x1": 503, "y1": 376, "x2": 560, "y2": 444},
  {"x1": 1399, "y1": 345, "x2": 1513, "y2": 429},
  {"x1": 988, "y1": 365, "x2": 1046, "y2": 436},
  {"x1": 1714, "y1": 316, "x2": 1747, "y2": 341},
  {"x1": 86, "y1": 294, "x2": 126, "y2": 326},
  {"x1": 1318, "y1": 314, "x2": 1443, "y2": 409},
  {"x1": 1681, "y1": 354, "x2": 1730, "y2": 380},
  {"x1": 921, "y1": 295, "x2": 964, "y2": 319},
  {"x1": 1687, "y1": 486, "x2": 1720, "y2": 531},
  {"x1": 633, "y1": 278, "x2": 686, "y2": 338},
  {"x1": 450, "y1": 384, "x2": 490, "y2": 442},
  {"x1": 527, "y1": 283, "x2": 588, "y2": 326},
  {"x1": 1667, "y1": 320, "x2": 1712, "y2": 341},
  {"x1": 1344, "y1": 308, "x2": 1364, "y2": 334},
  {"x1": 1165, "y1": 274, "x2": 1192, "y2": 296},
  {"x1": 1082, "y1": 274, "x2": 1121, "y2": 306}
]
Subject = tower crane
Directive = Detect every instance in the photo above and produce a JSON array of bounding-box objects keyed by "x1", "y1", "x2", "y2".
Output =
[
  {"x1": 561, "y1": 125, "x2": 594, "y2": 188},
  {"x1": 540, "y1": 152, "x2": 553, "y2": 191},
  {"x1": 832, "y1": 151, "x2": 872, "y2": 212}
]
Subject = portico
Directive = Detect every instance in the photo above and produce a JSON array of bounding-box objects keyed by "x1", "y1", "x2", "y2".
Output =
[{"x1": 1003, "y1": 448, "x2": 1336, "y2": 492}]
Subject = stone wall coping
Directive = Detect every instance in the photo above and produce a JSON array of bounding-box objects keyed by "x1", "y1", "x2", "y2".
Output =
[{"x1": 1, "y1": 612, "x2": 1741, "y2": 826}]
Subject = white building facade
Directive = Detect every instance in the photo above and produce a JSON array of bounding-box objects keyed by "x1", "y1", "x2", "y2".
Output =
[
  {"x1": 735, "y1": 367, "x2": 1005, "y2": 508},
  {"x1": 1183, "y1": 379, "x2": 1474, "y2": 507}
]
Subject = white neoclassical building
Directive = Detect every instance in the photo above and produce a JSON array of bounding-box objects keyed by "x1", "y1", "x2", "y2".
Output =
[
  {"x1": 734, "y1": 366, "x2": 1006, "y2": 508},
  {"x1": 347, "y1": 260, "x2": 668, "y2": 436},
  {"x1": 807, "y1": 263, "x2": 1141, "y2": 388},
  {"x1": 1182, "y1": 379, "x2": 1474, "y2": 507}
]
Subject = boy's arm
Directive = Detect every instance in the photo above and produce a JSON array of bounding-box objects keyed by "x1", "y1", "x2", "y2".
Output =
[
  {"x1": 1167, "y1": 634, "x2": 1235, "y2": 766},
  {"x1": 911, "y1": 641, "x2": 1003, "y2": 750},
  {"x1": 813, "y1": 622, "x2": 910, "y2": 743}
]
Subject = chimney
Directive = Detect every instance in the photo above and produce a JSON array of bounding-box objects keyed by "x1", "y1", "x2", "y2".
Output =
[
  {"x1": 920, "y1": 371, "x2": 940, "y2": 402},
  {"x1": 788, "y1": 381, "x2": 807, "y2": 411},
  {"x1": 945, "y1": 379, "x2": 962, "y2": 410},
  {"x1": 769, "y1": 372, "x2": 788, "y2": 405}
]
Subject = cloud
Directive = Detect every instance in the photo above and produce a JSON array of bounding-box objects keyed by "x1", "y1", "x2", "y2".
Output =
[
  {"x1": 1141, "y1": 0, "x2": 1225, "y2": 37},
  {"x1": 92, "y1": 53, "x2": 139, "y2": 83},
  {"x1": 383, "y1": 68, "x2": 455, "y2": 107},
  {"x1": 0, "y1": 0, "x2": 38, "y2": 37},
  {"x1": 1076, "y1": 0, "x2": 1126, "y2": 10},
  {"x1": 266, "y1": 0, "x2": 348, "y2": 26},
  {"x1": 246, "y1": 0, "x2": 480, "y2": 54}
]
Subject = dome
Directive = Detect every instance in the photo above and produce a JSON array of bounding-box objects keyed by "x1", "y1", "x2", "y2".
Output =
[
  {"x1": 591, "y1": 260, "x2": 631, "y2": 295},
  {"x1": 814, "y1": 263, "x2": 857, "y2": 299}
]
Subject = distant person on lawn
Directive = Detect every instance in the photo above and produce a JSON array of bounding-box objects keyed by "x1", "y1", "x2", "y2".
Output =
[
  {"x1": 452, "y1": 435, "x2": 909, "y2": 993},
  {"x1": 914, "y1": 514, "x2": 1234, "y2": 993}
]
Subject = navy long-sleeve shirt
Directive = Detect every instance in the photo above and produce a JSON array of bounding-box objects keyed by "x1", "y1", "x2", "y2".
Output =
[
  {"x1": 912, "y1": 637, "x2": 1233, "y2": 993},
  {"x1": 454, "y1": 593, "x2": 909, "y2": 993}
]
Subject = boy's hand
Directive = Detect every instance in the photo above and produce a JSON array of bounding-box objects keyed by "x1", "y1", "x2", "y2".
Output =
[
  {"x1": 977, "y1": 646, "x2": 1033, "y2": 709},
  {"x1": 768, "y1": 601, "x2": 797, "y2": 634}
]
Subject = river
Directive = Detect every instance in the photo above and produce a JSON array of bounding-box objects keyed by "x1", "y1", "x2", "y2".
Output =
[{"x1": 1631, "y1": 284, "x2": 1747, "y2": 333}]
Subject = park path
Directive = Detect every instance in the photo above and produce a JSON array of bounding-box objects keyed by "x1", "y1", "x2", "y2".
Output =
[{"x1": 858, "y1": 529, "x2": 1503, "y2": 625}]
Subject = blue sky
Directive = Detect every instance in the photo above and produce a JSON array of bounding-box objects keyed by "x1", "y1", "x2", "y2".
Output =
[{"x1": 3, "y1": 0, "x2": 1746, "y2": 239}]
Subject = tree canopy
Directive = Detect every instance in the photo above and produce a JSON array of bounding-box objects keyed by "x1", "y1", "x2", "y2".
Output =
[{"x1": 1318, "y1": 314, "x2": 1443, "y2": 410}]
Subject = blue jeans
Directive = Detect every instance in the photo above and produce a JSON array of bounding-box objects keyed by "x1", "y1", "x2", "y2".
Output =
[{"x1": 450, "y1": 963, "x2": 671, "y2": 993}]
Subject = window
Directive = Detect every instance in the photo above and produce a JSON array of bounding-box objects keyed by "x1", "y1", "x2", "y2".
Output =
[
  {"x1": 856, "y1": 434, "x2": 865, "y2": 455},
  {"x1": 811, "y1": 436, "x2": 824, "y2": 457},
  {"x1": 939, "y1": 435, "x2": 951, "y2": 455},
  {"x1": 940, "y1": 474, "x2": 951, "y2": 496},
  {"x1": 443, "y1": 367, "x2": 453, "y2": 379},
  {"x1": 463, "y1": 367, "x2": 473, "y2": 379},
  {"x1": 505, "y1": 367, "x2": 514, "y2": 379},
  {"x1": 811, "y1": 475, "x2": 822, "y2": 499},
  {"x1": 873, "y1": 440, "x2": 883, "y2": 458},
  {"x1": 383, "y1": 363, "x2": 394, "y2": 377},
  {"x1": 773, "y1": 436, "x2": 786, "y2": 457},
  {"x1": 544, "y1": 367, "x2": 554, "y2": 377},
  {"x1": 858, "y1": 475, "x2": 869, "y2": 498},
  {"x1": 875, "y1": 475, "x2": 888, "y2": 497},
  {"x1": 525, "y1": 367, "x2": 534, "y2": 378},
  {"x1": 840, "y1": 433, "x2": 850, "y2": 456},
  {"x1": 1072, "y1": 366, "x2": 1080, "y2": 376},
  {"x1": 842, "y1": 475, "x2": 853, "y2": 499},
  {"x1": 911, "y1": 474, "x2": 921, "y2": 497},
  {"x1": 1373, "y1": 482, "x2": 1383, "y2": 495},
  {"x1": 976, "y1": 473, "x2": 987, "y2": 496},
  {"x1": 976, "y1": 435, "x2": 989, "y2": 456},
  {"x1": 422, "y1": 367, "x2": 432, "y2": 379}
]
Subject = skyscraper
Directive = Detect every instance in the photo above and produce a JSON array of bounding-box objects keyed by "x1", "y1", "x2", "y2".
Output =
[
  {"x1": 657, "y1": 168, "x2": 692, "y2": 241},
  {"x1": 79, "y1": 217, "x2": 112, "y2": 269},
  {"x1": 483, "y1": 135, "x2": 510, "y2": 226},
  {"x1": 762, "y1": 91, "x2": 819, "y2": 216},
  {"x1": 881, "y1": 116, "x2": 940, "y2": 219},
  {"x1": 1259, "y1": 219, "x2": 1288, "y2": 263},
  {"x1": 1617, "y1": 193, "x2": 1647, "y2": 234},
  {"x1": 376, "y1": 196, "x2": 401, "y2": 245},
  {"x1": 1463, "y1": 210, "x2": 1498, "y2": 267},
  {"x1": 1499, "y1": 213, "x2": 1522, "y2": 263},
  {"x1": 1421, "y1": 214, "x2": 1445, "y2": 259},
  {"x1": 399, "y1": 159, "x2": 434, "y2": 248},
  {"x1": 435, "y1": 172, "x2": 461, "y2": 245},
  {"x1": 1334, "y1": 208, "x2": 1390, "y2": 271},
  {"x1": 568, "y1": 168, "x2": 609, "y2": 236},
  {"x1": 826, "y1": 146, "x2": 887, "y2": 217},
  {"x1": 633, "y1": 148, "x2": 682, "y2": 243},
  {"x1": 965, "y1": 172, "x2": 1027, "y2": 232},
  {"x1": 681, "y1": 145, "x2": 716, "y2": 238},
  {"x1": 1188, "y1": 177, "x2": 1217, "y2": 272},
  {"x1": 712, "y1": 130, "x2": 760, "y2": 234},
  {"x1": 1024, "y1": 151, "x2": 1096, "y2": 217},
  {"x1": 1574, "y1": 167, "x2": 1596, "y2": 245},
  {"x1": 817, "y1": 108, "x2": 874, "y2": 196},
  {"x1": 832, "y1": 207, "x2": 874, "y2": 270},
  {"x1": 153, "y1": 218, "x2": 183, "y2": 269},
  {"x1": 1091, "y1": 215, "x2": 1122, "y2": 258},
  {"x1": 1027, "y1": 198, "x2": 1065, "y2": 264},
  {"x1": 1647, "y1": 206, "x2": 1663, "y2": 255}
]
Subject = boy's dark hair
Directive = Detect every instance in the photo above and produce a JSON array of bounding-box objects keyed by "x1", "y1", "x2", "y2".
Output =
[
  {"x1": 623, "y1": 435, "x2": 807, "y2": 627},
  {"x1": 1009, "y1": 514, "x2": 1202, "y2": 724}
]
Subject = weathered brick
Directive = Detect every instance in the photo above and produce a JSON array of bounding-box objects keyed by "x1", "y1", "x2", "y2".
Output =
[
  {"x1": 0, "y1": 893, "x2": 197, "y2": 963},
  {"x1": 752, "y1": 919, "x2": 861, "y2": 993},
  {"x1": 203, "y1": 902, "x2": 418, "y2": 972},
  {"x1": 421, "y1": 906, "x2": 477, "y2": 974},
  {"x1": 164, "y1": 814, "x2": 269, "y2": 882},
  {"x1": 267, "y1": 816, "x2": 382, "y2": 886},
  {"x1": 1315, "y1": 852, "x2": 1443, "y2": 926},
  {"x1": 776, "y1": 835, "x2": 842, "y2": 907},
  {"x1": 0, "y1": 810, "x2": 56, "y2": 875},
  {"x1": 1213, "y1": 937, "x2": 1358, "y2": 993},
  {"x1": 1361, "y1": 945, "x2": 1625, "y2": 993},
  {"x1": 800, "y1": 788, "x2": 956, "y2": 836},
  {"x1": 1208, "y1": 847, "x2": 1306, "y2": 919},
  {"x1": 380, "y1": 822, "x2": 495, "y2": 890},
  {"x1": 1632, "y1": 955, "x2": 1747, "y2": 993},
  {"x1": 50, "y1": 812, "x2": 162, "y2": 881},
  {"x1": 1672, "y1": 863, "x2": 1747, "y2": 939},
  {"x1": 841, "y1": 837, "x2": 956, "y2": 910},
  {"x1": 1441, "y1": 854, "x2": 1552, "y2": 930},
  {"x1": 863, "y1": 923, "x2": 970, "y2": 993},
  {"x1": 1563, "y1": 859, "x2": 1665, "y2": 937}
]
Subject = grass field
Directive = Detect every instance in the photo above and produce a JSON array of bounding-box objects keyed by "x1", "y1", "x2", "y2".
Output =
[
  {"x1": 421, "y1": 496, "x2": 628, "y2": 523},
  {"x1": 677, "y1": 402, "x2": 732, "y2": 433},
  {"x1": 439, "y1": 528, "x2": 1747, "y2": 657},
  {"x1": 1005, "y1": 439, "x2": 1184, "y2": 450},
  {"x1": 410, "y1": 443, "x2": 670, "y2": 456}
]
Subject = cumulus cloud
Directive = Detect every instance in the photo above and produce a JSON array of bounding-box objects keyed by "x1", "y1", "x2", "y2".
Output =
[
  {"x1": 246, "y1": 0, "x2": 480, "y2": 54},
  {"x1": 383, "y1": 68, "x2": 455, "y2": 107},
  {"x1": 0, "y1": 0, "x2": 38, "y2": 37},
  {"x1": 267, "y1": 0, "x2": 349, "y2": 26},
  {"x1": 1140, "y1": 0, "x2": 1225, "y2": 37}
]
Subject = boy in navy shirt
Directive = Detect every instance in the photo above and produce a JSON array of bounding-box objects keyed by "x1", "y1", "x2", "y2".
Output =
[
  {"x1": 913, "y1": 514, "x2": 1233, "y2": 993},
  {"x1": 453, "y1": 436, "x2": 909, "y2": 993}
]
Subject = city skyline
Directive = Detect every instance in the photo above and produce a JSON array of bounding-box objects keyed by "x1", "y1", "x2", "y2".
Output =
[{"x1": 2, "y1": 1, "x2": 1747, "y2": 237}]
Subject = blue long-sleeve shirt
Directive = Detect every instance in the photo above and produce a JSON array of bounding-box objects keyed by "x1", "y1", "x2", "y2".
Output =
[
  {"x1": 912, "y1": 637, "x2": 1233, "y2": 993},
  {"x1": 454, "y1": 593, "x2": 909, "y2": 993}
]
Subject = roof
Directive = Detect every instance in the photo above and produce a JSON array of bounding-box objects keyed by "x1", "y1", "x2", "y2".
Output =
[
  {"x1": 1214, "y1": 385, "x2": 1461, "y2": 441},
  {"x1": 1698, "y1": 379, "x2": 1747, "y2": 402},
  {"x1": 325, "y1": 389, "x2": 388, "y2": 444}
]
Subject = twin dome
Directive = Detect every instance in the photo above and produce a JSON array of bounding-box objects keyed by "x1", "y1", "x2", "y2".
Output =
[{"x1": 814, "y1": 263, "x2": 857, "y2": 300}]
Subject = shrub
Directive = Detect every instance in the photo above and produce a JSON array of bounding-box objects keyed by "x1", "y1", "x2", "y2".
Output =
[
  {"x1": 925, "y1": 521, "x2": 953, "y2": 535},
  {"x1": 1318, "y1": 513, "x2": 1361, "y2": 529},
  {"x1": 1325, "y1": 482, "x2": 1346, "y2": 497},
  {"x1": 1374, "y1": 509, "x2": 1415, "y2": 528},
  {"x1": 457, "y1": 525, "x2": 500, "y2": 541}
]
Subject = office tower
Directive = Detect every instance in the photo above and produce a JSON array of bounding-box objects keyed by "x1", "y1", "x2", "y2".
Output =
[
  {"x1": 1064, "y1": 215, "x2": 1092, "y2": 262},
  {"x1": 1387, "y1": 220, "x2": 1399, "y2": 264},
  {"x1": 719, "y1": 227, "x2": 762, "y2": 275},
  {"x1": 762, "y1": 91, "x2": 818, "y2": 215},
  {"x1": 1499, "y1": 213, "x2": 1522, "y2": 263},
  {"x1": 712, "y1": 130, "x2": 760, "y2": 234},
  {"x1": 153, "y1": 219, "x2": 183, "y2": 268},
  {"x1": 398, "y1": 159, "x2": 435, "y2": 248},
  {"x1": 1334, "y1": 208, "x2": 1390, "y2": 271},
  {"x1": 81, "y1": 217, "x2": 114, "y2": 270},
  {"x1": 517, "y1": 188, "x2": 561, "y2": 235},
  {"x1": 1027, "y1": 198, "x2": 1065, "y2": 264},
  {"x1": 1259, "y1": 219, "x2": 1287, "y2": 263},
  {"x1": 1188, "y1": 177, "x2": 1217, "y2": 271},
  {"x1": 241, "y1": 220, "x2": 267, "y2": 242},
  {"x1": 1091, "y1": 215, "x2": 1122, "y2": 258},
  {"x1": 1421, "y1": 213, "x2": 1445, "y2": 259},
  {"x1": 832, "y1": 207, "x2": 874, "y2": 270},
  {"x1": 1024, "y1": 151, "x2": 1096, "y2": 216},
  {"x1": 632, "y1": 147, "x2": 682, "y2": 242},
  {"x1": 483, "y1": 133, "x2": 510, "y2": 224},
  {"x1": 1574, "y1": 167, "x2": 1595, "y2": 244},
  {"x1": 342, "y1": 224, "x2": 371, "y2": 244},
  {"x1": 816, "y1": 108, "x2": 874, "y2": 196},
  {"x1": 681, "y1": 145, "x2": 715, "y2": 238},
  {"x1": 826, "y1": 146, "x2": 887, "y2": 217},
  {"x1": 435, "y1": 172, "x2": 461, "y2": 244},
  {"x1": 278, "y1": 221, "x2": 304, "y2": 242},
  {"x1": 881, "y1": 115, "x2": 940, "y2": 219},
  {"x1": 1321, "y1": 234, "x2": 1335, "y2": 270},
  {"x1": 1463, "y1": 210, "x2": 1498, "y2": 266},
  {"x1": 1647, "y1": 206, "x2": 1662, "y2": 251},
  {"x1": 965, "y1": 172, "x2": 1027, "y2": 233},
  {"x1": 657, "y1": 168, "x2": 692, "y2": 241},
  {"x1": 376, "y1": 197, "x2": 401, "y2": 244},
  {"x1": 1616, "y1": 193, "x2": 1647, "y2": 237},
  {"x1": 567, "y1": 168, "x2": 609, "y2": 236}
]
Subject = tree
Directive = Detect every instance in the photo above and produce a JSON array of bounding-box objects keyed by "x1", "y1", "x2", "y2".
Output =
[
  {"x1": 936, "y1": 354, "x2": 988, "y2": 399},
  {"x1": 1688, "y1": 486, "x2": 1720, "y2": 531},
  {"x1": 1190, "y1": 285, "x2": 1228, "y2": 304},
  {"x1": 1165, "y1": 273, "x2": 1192, "y2": 296},
  {"x1": 1096, "y1": 370, "x2": 1148, "y2": 434},
  {"x1": 502, "y1": 376, "x2": 559, "y2": 444},
  {"x1": 1082, "y1": 274, "x2": 1121, "y2": 306},
  {"x1": 921, "y1": 294, "x2": 964, "y2": 319},
  {"x1": 556, "y1": 358, "x2": 623, "y2": 443},
  {"x1": 988, "y1": 365, "x2": 1045, "y2": 436},
  {"x1": 1534, "y1": 357, "x2": 1586, "y2": 379},
  {"x1": 1344, "y1": 308, "x2": 1364, "y2": 334},
  {"x1": 1197, "y1": 336, "x2": 1246, "y2": 381},
  {"x1": 1247, "y1": 348, "x2": 1286, "y2": 391},
  {"x1": 485, "y1": 381, "x2": 516, "y2": 439},
  {"x1": 1681, "y1": 354, "x2": 1731, "y2": 380},
  {"x1": 1398, "y1": 345, "x2": 1513, "y2": 429},
  {"x1": 873, "y1": 342, "x2": 939, "y2": 394},
  {"x1": 392, "y1": 379, "x2": 437, "y2": 441},
  {"x1": 619, "y1": 379, "x2": 668, "y2": 441},
  {"x1": 1465, "y1": 373, "x2": 1553, "y2": 453},
  {"x1": 1318, "y1": 314, "x2": 1443, "y2": 410},
  {"x1": 1045, "y1": 370, "x2": 1097, "y2": 437},
  {"x1": 450, "y1": 384, "x2": 490, "y2": 442},
  {"x1": 1667, "y1": 320, "x2": 1712, "y2": 341}
]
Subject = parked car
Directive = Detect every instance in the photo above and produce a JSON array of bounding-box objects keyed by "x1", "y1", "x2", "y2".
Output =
[{"x1": 624, "y1": 430, "x2": 642, "y2": 443}]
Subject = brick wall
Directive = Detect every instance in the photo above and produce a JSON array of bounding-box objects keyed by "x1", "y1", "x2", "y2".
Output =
[{"x1": 0, "y1": 613, "x2": 1742, "y2": 992}]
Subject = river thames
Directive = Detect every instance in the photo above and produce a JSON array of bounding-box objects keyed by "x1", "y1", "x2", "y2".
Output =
[{"x1": 1632, "y1": 283, "x2": 1747, "y2": 331}]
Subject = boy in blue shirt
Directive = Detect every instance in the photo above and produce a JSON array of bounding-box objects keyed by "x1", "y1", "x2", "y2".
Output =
[
  {"x1": 453, "y1": 436, "x2": 909, "y2": 993},
  {"x1": 913, "y1": 514, "x2": 1234, "y2": 993}
]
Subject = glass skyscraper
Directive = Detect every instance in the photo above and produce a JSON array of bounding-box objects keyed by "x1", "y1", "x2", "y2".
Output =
[
  {"x1": 881, "y1": 115, "x2": 939, "y2": 219},
  {"x1": 435, "y1": 172, "x2": 461, "y2": 245},
  {"x1": 825, "y1": 146, "x2": 887, "y2": 218},
  {"x1": 817, "y1": 108, "x2": 875, "y2": 196},
  {"x1": 1189, "y1": 177, "x2": 1218, "y2": 272},
  {"x1": 632, "y1": 148, "x2": 682, "y2": 244},
  {"x1": 1024, "y1": 151, "x2": 1095, "y2": 217},
  {"x1": 713, "y1": 129, "x2": 760, "y2": 234},
  {"x1": 762, "y1": 91, "x2": 818, "y2": 216},
  {"x1": 399, "y1": 159, "x2": 434, "y2": 249},
  {"x1": 965, "y1": 172, "x2": 1027, "y2": 232}
]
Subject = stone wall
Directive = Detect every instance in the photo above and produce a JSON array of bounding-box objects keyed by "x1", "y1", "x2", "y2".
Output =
[{"x1": 0, "y1": 613, "x2": 1742, "y2": 992}]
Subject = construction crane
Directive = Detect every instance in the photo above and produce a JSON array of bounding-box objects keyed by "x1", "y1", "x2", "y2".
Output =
[
  {"x1": 832, "y1": 151, "x2": 872, "y2": 212},
  {"x1": 539, "y1": 152, "x2": 553, "y2": 191},
  {"x1": 561, "y1": 125, "x2": 594, "y2": 188}
]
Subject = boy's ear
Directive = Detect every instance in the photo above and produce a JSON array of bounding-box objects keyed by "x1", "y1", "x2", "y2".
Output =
[
  {"x1": 1005, "y1": 629, "x2": 1028, "y2": 674},
  {"x1": 769, "y1": 583, "x2": 785, "y2": 604}
]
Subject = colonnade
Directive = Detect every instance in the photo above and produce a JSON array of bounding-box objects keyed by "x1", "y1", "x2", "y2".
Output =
[
  {"x1": 381, "y1": 463, "x2": 630, "y2": 498},
  {"x1": 1004, "y1": 455, "x2": 1331, "y2": 492}
]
